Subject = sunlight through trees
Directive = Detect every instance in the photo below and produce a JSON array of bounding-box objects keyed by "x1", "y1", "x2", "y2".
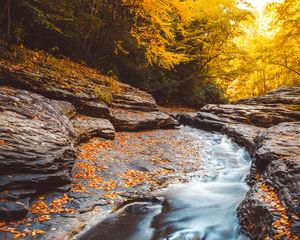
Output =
[{"x1": 0, "y1": 0, "x2": 299, "y2": 105}]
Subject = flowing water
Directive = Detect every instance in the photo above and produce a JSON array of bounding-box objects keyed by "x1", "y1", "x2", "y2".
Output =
[{"x1": 79, "y1": 127, "x2": 251, "y2": 240}]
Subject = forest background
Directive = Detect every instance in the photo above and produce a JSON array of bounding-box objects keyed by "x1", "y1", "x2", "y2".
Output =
[{"x1": 0, "y1": 0, "x2": 299, "y2": 107}]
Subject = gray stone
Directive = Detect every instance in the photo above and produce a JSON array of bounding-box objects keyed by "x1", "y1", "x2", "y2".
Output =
[
  {"x1": 72, "y1": 116, "x2": 115, "y2": 142},
  {"x1": 110, "y1": 109, "x2": 179, "y2": 131},
  {"x1": 0, "y1": 86, "x2": 76, "y2": 220}
]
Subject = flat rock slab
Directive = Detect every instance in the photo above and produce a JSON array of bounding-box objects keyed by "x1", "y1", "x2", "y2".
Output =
[
  {"x1": 110, "y1": 108, "x2": 179, "y2": 131},
  {"x1": 0, "y1": 86, "x2": 76, "y2": 220},
  {"x1": 72, "y1": 116, "x2": 115, "y2": 142},
  {"x1": 200, "y1": 104, "x2": 300, "y2": 128},
  {"x1": 0, "y1": 128, "x2": 205, "y2": 239}
]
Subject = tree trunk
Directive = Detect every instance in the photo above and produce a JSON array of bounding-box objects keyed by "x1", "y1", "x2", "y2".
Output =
[
  {"x1": 0, "y1": 0, "x2": 8, "y2": 26},
  {"x1": 6, "y1": 0, "x2": 11, "y2": 45}
]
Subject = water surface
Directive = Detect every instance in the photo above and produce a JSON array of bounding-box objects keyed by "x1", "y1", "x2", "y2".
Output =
[{"x1": 79, "y1": 127, "x2": 251, "y2": 240}]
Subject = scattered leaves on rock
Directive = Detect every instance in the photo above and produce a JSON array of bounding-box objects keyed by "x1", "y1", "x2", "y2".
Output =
[{"x1": 258, "y1": 183, "x2": 299, "y2": 240}]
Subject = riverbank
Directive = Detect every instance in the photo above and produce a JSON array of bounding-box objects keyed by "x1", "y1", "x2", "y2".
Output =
[{"x1": 175, "y1": 87, "x2": 300, "y2": 239}]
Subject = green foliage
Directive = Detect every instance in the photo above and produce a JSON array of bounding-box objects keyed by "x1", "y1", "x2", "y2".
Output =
[
  {"x1": 187, "y1": 81, "x2": 227, "y2": 107},
  {"x1": 95, "y1": 87, "x2": 113, "y2": 105}
]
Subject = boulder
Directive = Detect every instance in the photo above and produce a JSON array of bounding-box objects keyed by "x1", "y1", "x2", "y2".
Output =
[
  {"x1": 75, "y1": 100, "x2": 110, "y2": 119},
  {"x1": 171, "y1": 113, "x2": 197, "y2": 126},
  {"x1": 112, "y1": 84, "x2": 159, "y2": 112},
  {"x1": 0, "y1": 86, "x2": 76, "y2": 220},
  {"x1": 110, "y1": 108, "x2": 179, "y2": 131},
  {"x1": 72, "y1": 116, "x2": 115, "y2": 142},
  {"x1": 0, "y1": 198, "x2": 30, "y2": 221}
]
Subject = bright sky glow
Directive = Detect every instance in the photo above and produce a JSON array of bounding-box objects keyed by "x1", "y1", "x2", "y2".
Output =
[
  {"x1": 246, "y1": 0, "x2": 282, "y2": 11},
  {"x1": 241, "y1": 0, "x2": 283, "y2": 37}
]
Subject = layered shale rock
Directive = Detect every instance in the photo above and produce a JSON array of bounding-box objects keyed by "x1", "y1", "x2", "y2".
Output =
[
  {"x1": 0, "y1": 60, "x2": 177, "y2": 132},
  {"x1": 175, "y1": 87, "x2": 300, "y2": 131},
  {"x1": 0, "y1": 86, "x2": 76, "y2": 220},
  {"x1": 198, "y1": 103, "x2": 300, "y2": 128},
  {"x1": 238, "y1": 122, "x2": 300, "y2": 239},
  {"x1": 221, "y1": 124, "x2": 264, "y2": 155},
  {"x1": 0, "y1": 56, "x2": 178, "y2": 222},
  {"x1": 111, "y1": 84, "x2": 159, "y2": 112}
]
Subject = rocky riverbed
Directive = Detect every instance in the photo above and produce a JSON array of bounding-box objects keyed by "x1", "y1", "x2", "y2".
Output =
[
  {"x1": 75, "y1": 128, "x2": 252, "y2": 240},
  {"x1": 175, "y1": 87, "x2": 300, "y2": 239},
  {"x1": 0, "y1": 54, "x2": 299, "y2": 239}
]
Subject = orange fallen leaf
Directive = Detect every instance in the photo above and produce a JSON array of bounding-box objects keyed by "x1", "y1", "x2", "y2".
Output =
[{"x1": 36, "y1": 215, "x2": 51, "y2": 222}]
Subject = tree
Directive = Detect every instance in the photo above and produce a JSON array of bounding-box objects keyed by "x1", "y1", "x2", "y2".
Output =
[
  {"x1": 2, "y1": 0, "x2": 298, "y2": 106},
  {"x1": 225, "y1": 0, "x2": 300, "y2": 101},
  {"x1": 0, "y1": 0, "x2": 11, "y2": 44}
]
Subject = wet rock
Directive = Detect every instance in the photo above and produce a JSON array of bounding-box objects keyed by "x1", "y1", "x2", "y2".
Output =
[
  {"x1": 254, "y1": 122, "x2": 300, "y2": 172},
  {"x1": 174, "y1": 88, "x2": 300, "y2": 239},
  {"x1": 0, "y1": 198, "x2": 30, "y2": 220},
  {"x1": 0, "y1": 189, "x2": 37, "y2": 201},
  {"x1": 110, "y1": 109, "x2": 179, "y2": 131},
  {"x1": 0, "y1": 172, "x2": 72, "y2": 191},
  {"x1": 72, "y1": 116, "x2": 115, "y2": 142},
  {"x1": 0, "y1": 86, "x2": 76, "y2": 220},
  {"x1": 237, "y1": 187, "x2": 275, "y2": 239},
  {"x1": 221, "y1": 124, "x2": 264, "y2": 155},
  {"x1": 193, "y1": 112, "x2": 238, "y2": 131},
  {"x1": 238, "y1": 122, "x2": 300, "y2": 239},
  {"x1": 41, "y1": 217, "x2": 84, "y2": 240}
]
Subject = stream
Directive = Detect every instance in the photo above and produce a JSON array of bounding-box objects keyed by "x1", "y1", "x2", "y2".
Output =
[{"x1": 79, "y1": 127, "x2": 251, "y2": 240}]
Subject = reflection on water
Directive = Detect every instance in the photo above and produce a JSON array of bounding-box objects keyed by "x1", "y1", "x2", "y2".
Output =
[{"x1": 79, "y1": 127, "x2": 251, "y2": 240}]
